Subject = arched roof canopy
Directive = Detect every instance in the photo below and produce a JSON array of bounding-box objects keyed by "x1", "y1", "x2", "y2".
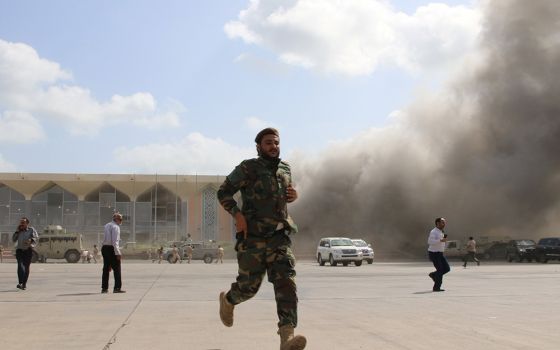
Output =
[
  {"x1": 32, "y1": 183, "x2": 78, "y2": 202},
  {"x1": 137, "y1": 184, "x2": 177, "y2": 205},
  {"x1": 85, "y1": 182, "x2": 131, "y2": 202}
]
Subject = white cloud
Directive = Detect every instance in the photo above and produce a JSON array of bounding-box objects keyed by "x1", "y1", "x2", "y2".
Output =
[
  {"x1": 0, "y1": 110, "x2": 45, "y2": 143},
  {"x1": 244, "y1": 116, "x2": 279, "y2": 131},
  {"x1": 114, "y1": 132, "x2": 255, "y2": 174},
  {"x1": 0, "y1": 153, "x2": 17, "y2": 172},
  {"x1": 225, "y1": 0, "x2": 482, "y2": 76},
  {"x1": 0, "y1": 39, "x2": 183, "y2": 138},
  {"x1": 0, "y1": 40, "x2": 71, "y2": 91}
]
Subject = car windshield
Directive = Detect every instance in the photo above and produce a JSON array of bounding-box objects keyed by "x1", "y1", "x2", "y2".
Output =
[
  {"x1": 352, "y1": 240, "x2": 367, "y2": 247},
  {"x1": 517, "y1": 240, "x2": 536, "y2": 246},
  {"x1": 331, "y1": 239, "x2": 354, "y2": 246}
]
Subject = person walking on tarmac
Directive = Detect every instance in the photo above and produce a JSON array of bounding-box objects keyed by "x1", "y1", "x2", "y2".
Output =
[
  {"x1": 101, "y1": 213, "x2": 126, "y2": 293},
  {"x1": 92, "y1": 244, "x2": 100, "y2": 263},
  {"x1": 13, "y1": 217, "x2": 38, "y2": 290},
  {"x1": 185, "y1": 244, "x2": 193, "y2": 264},
  {"x1": 171, "y1": 244, "x2": 182, "y2": 263},
  {"x1": 156, "y1": 246, "x2": 164, "y2": 264},
  {"x1": 217, "y1": 128, "x2": 306, "y2": 350},
  {"x1": 463, "y1": 236, "x2": 480, "y2": 268},
  {"x1": 215, "y1": 245, "x2": 224, "y2": 264}
]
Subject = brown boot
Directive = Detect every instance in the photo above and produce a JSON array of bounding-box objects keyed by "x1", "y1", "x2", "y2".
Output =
[
  {"x1": 278, "y1": 325, "x2": 306, "y2": 350},
  {"x1": 219, "y1": 291, "x2": 234, "y2": 327}
]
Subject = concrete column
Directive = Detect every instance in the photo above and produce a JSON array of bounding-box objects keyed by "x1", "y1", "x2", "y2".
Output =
[
  {"x1": 77, "y1": 199, "x2": 84, "y2": 228},
  {"x1": 24, "y1": 198, "x2": 32, "y2": 220},
  {"x1": 131, "y1": 199, "x2": 136, "y2": 243}
]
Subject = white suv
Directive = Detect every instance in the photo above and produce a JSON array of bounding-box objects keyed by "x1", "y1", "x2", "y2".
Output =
[
  {"x1": 317, "y1": 237, "x2": 363, "y2": 266},
  {"x1": 351, "y1": 239, "x2": 374, "y2": 264}
]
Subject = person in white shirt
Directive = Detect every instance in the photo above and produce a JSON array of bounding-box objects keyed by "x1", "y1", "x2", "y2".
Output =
[
  {"x1": 101, "y1": 213, "x2": 126, "y2": 293},
  {"x1": 215, "y1": 245, "x2": 224, "y2": 264},
  {"x1": 427, "y1": 217, "x2": 450, "y2": 292}
]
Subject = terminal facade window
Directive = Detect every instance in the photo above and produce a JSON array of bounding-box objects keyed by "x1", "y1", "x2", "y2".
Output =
[{"x1": 0, "y1": 179, "x2": 227, "y2": 246}]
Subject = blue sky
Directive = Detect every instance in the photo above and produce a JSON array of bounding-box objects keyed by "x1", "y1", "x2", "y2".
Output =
[{"x1": 0, "y1": 0, "x2": 479, "y2": 174}]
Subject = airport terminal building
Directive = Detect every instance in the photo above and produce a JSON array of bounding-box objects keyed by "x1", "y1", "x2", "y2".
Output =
[{"x1": 0, "y1": 173, "x2": 234, "y2": 246}]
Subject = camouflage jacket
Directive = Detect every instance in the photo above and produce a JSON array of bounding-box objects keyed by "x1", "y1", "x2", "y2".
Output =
[{"x1": 217, "y1": 156, "x2": 298, "y2": 236}]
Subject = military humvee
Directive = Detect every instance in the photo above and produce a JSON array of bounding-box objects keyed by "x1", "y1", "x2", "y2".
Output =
[{"x1": 33, "y1": 225, "x2": 84, "y2": 263}]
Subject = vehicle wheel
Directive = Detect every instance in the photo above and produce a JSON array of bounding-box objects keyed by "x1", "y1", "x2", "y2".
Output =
[
  {"x1": 367, "y1": 259, "x2": 373, "y2": 264},
  {"x1": 507, "y1": 254, "x2": 513, "y2": 263},
  {"x1": 542, "y1": 259, "x2": 548, "y2": 264},
  {"x1": 342, "y1": 262, "x2": 349, "y2": 266},
  {"x1": 329, "y1": 254, "x2": 337, "y2": 266},
  {"x1": 31, "y1": 250, "x2": 39, "y2": 263},
  {"x1": 167, "y1": 255, "x2": 175, "y2": 264},
  {"x1": 203, "y1": 255, "x2": 213, "y2": 264},
  {"x1": 527, "y1": 259, "x2": 533, "y2": 263},
  {"x1": 65, "y1": 250, "x2": 81, "y2": 263},
  {"x1": 355, "y1": 260, "x2": 363, "y2": 266},
  {"x1": 517, "y1": 255, "x2": 523, "y2": 263},
  {"x1": 317, "y1": 254, "x2": 325, "y2": 266}
]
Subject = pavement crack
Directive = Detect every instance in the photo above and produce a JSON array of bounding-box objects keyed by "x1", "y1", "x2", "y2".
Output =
[{"x1": 102, "y1": 266, "x2": 167, "y2": 350}]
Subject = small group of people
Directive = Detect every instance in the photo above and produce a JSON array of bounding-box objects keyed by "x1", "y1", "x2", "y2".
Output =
[
  {"x1": 149, "y1": 243, "x2": 224, "y2": 264},
  {"x1": 81, "y1": 245, "x2": 100, "y2": 263},
  {"x1": 148, "y1": 246, "x2": 165, "y2": 263}
]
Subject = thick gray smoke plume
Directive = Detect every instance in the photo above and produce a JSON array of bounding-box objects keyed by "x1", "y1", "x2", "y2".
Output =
[{"x1": 291, "y1": 0, "x2": 560, "y2": 257}]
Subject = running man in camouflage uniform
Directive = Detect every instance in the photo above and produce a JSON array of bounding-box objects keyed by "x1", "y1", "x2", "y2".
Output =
[{"x1": 217, "y1": 128, "x2": 306, "y2": 350}]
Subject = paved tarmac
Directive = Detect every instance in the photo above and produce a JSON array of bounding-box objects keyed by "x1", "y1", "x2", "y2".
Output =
[{"x1": 0, "y1": 259, "x2": 559, "y2": 350}]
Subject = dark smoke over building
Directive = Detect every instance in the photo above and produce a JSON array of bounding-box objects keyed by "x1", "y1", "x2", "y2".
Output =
[{"x1": 291, "y1": 0, "x2": 560, "y2": 257}]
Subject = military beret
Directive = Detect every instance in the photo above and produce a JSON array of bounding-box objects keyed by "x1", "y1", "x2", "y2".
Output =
[{"x1": 255, "y1": 127, "x2": 279, "y2": 143}]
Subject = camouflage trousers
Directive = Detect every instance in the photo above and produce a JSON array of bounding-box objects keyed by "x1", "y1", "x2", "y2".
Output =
[{"x1": 226, "y1": 232, "x2": 298, "y2": 328}]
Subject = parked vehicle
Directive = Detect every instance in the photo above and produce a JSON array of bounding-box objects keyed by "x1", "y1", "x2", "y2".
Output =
[
  {"x1": 33, "y1": 225, "x2": 84, "y2": 263},
  {"x1": 163, "y1": 241, "x2": 218, "y2": 264},
  {"x1": 535, "y1": 237, "x2": 560, "y2": 263},
  {"x1": 316, "y1": 237, "x2": 363, "y2": 266},
  {"x1": 444, "y1": 240, "x2": 466, "y2": 258},
  {"x1": 505, "y1": 240, "x2": 536, "y2": 262},
  {"x1": 351, "y1": 239, "x2": 374, "y2": 264},
  {"x1": 483, "y1": 242, "x2": 508, "y2": 260},
  {"x1": 121, "y1": 242, "x2": 150, "y2": 259}
]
